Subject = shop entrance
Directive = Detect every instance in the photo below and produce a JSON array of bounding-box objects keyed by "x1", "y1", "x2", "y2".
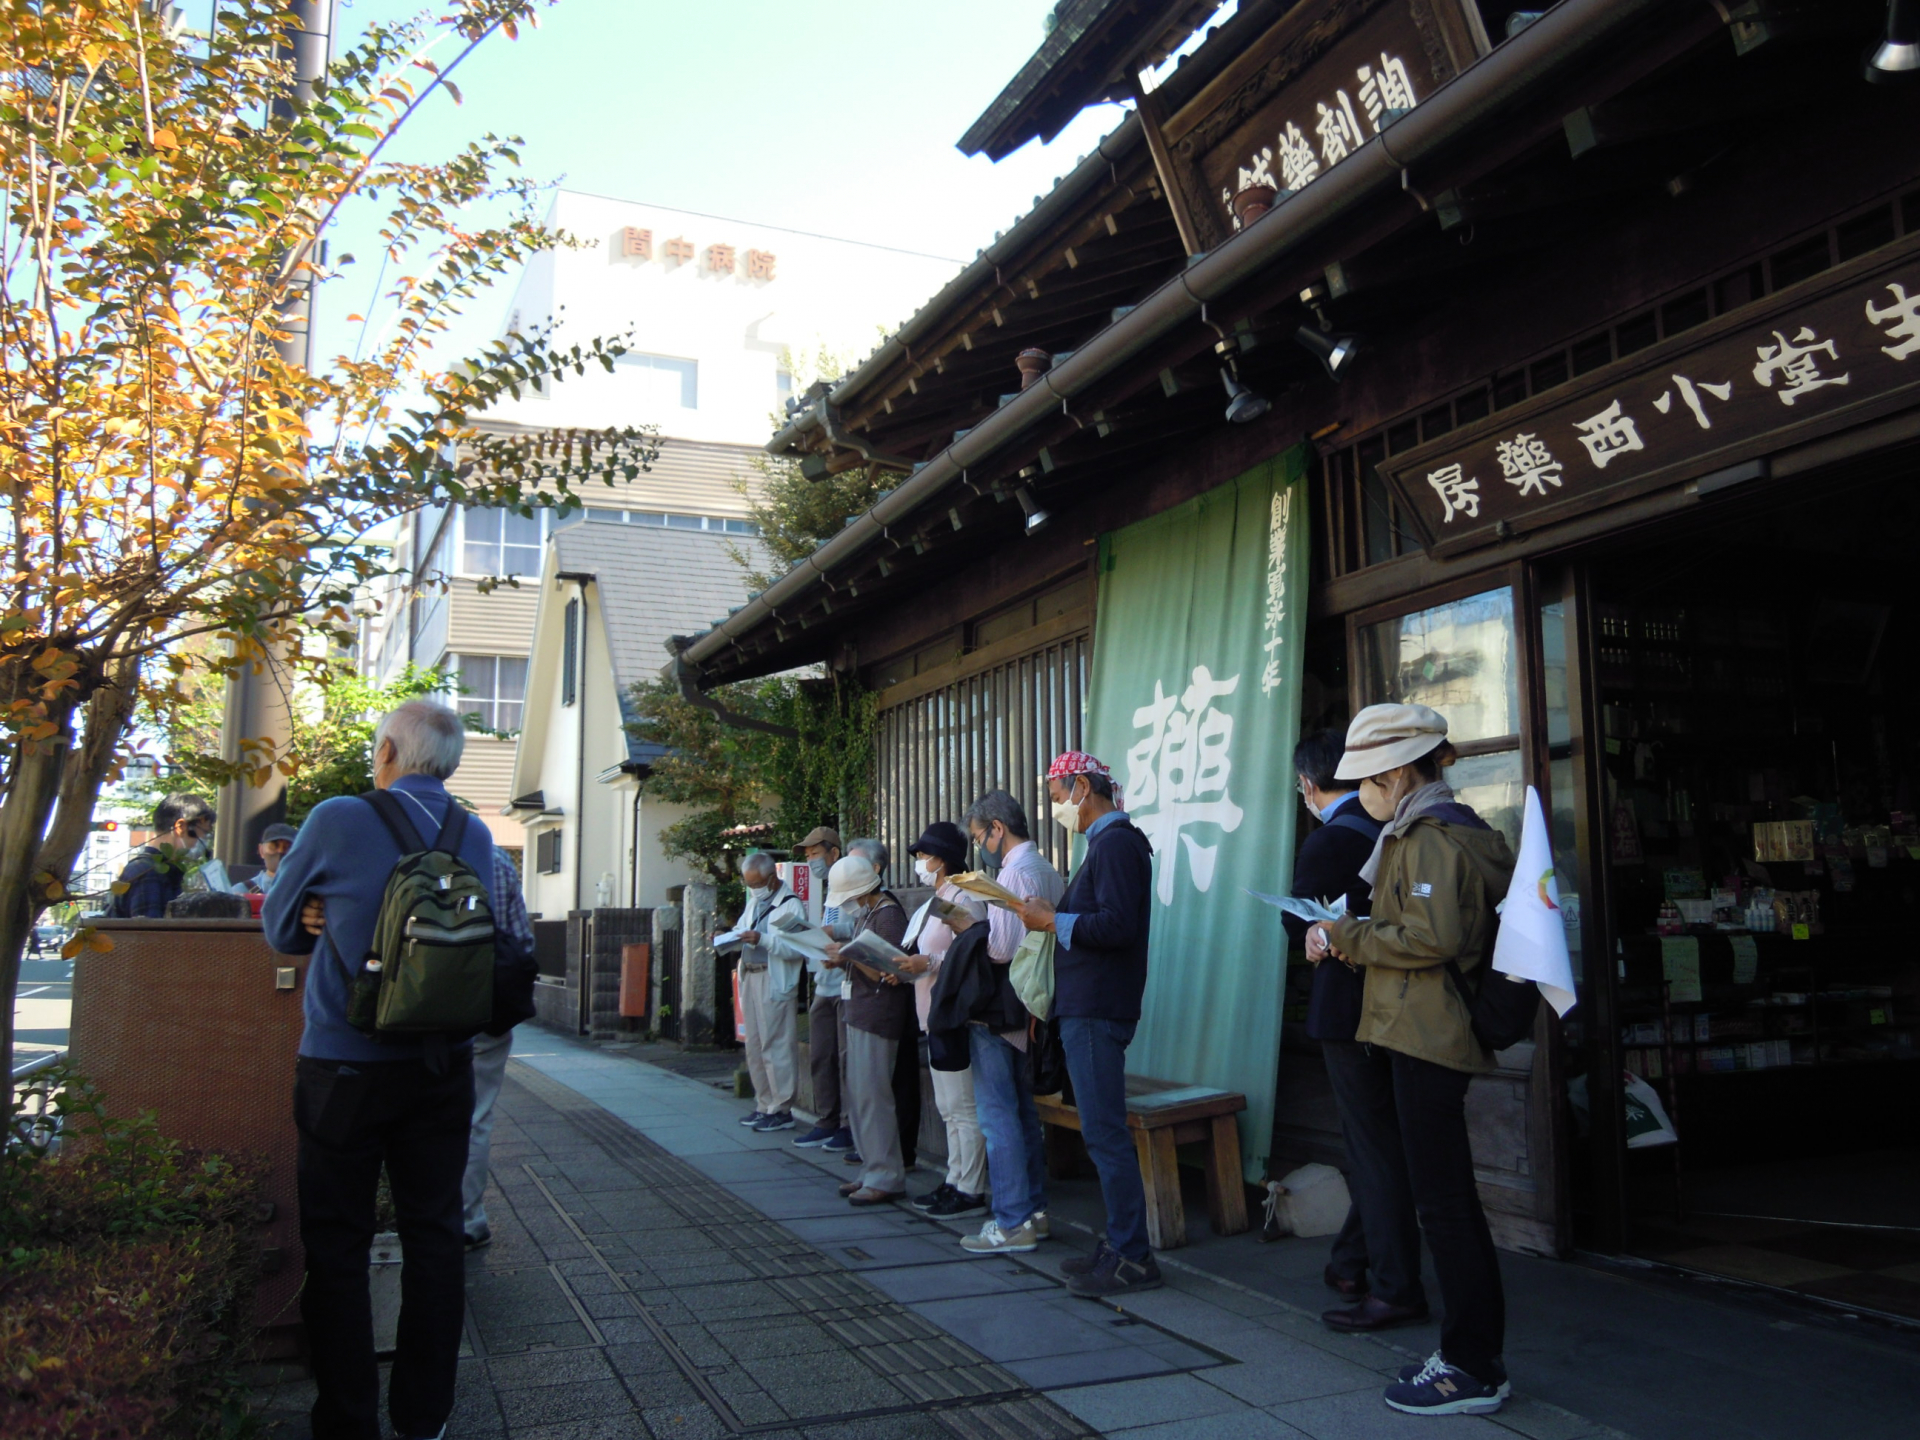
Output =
[{"x1": 1573, "y1": 461, "x2": 1920, "y2": 1320}]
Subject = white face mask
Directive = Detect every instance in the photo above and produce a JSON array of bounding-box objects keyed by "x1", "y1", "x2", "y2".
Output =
[
  {"x1": 913, "y1": 858, "x2": 938, "y2": 885},
  {"x1": 1051, "y1": 785, "x2": 1082, "y2": 834}
]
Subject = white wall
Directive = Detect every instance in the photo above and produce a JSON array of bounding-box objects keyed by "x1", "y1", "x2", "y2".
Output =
[{"x1": 488, "y1": 191, "x2": 962, "y2": 444}]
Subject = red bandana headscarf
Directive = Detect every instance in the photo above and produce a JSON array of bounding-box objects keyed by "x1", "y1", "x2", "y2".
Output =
[{"x1": 1046, "y1": 751, "x2": 1123, "y2": 812}]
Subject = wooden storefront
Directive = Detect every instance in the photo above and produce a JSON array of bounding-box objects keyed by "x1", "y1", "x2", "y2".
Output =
[{"x1": 674, "y1": 0, "x2": 1920, "y2": 1287}]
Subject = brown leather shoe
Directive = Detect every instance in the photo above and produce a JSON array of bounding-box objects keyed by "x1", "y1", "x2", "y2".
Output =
[
  {"x1": 1321, "y1": 1295, "x2": 1430, "y2": 1332},
  {"x1": 838, "y1": 1180, "x2": 862, "y2": 1197},
  {"x1": 847, "y1": 1187, "x2": 906, "y2": 1206},
  {"x1": 1324, "y1": 1264, "x2": 1367, "y2": 1298}
]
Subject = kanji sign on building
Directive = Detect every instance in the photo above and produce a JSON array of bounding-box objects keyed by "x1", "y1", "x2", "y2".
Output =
[
  {"x1": 1162, "y1": 0, "x2": 1490, "y2": 244},
  {"x1": 1382, "y1": 237, "x2": 1920, "y2": 556},
  {"x1": 616, "y1": 229, "x2": 776, "y2": 281}
]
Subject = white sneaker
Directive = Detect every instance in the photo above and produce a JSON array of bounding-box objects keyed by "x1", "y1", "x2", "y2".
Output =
[
  {"x1": 960, "y1": 1219, "x2": 1039, "y2": 1255},
  {"x1": 1030, "y1": 1210, "x2": 1050, "y2": 1238}
]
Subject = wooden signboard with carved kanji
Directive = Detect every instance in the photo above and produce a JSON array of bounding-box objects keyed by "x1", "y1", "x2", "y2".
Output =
[
  {"x1": 1160, "y1": 0, "x2": 1490, "y2": 250},
  {"x1": 1378, "y1": 233, "x2": 1920, "y2": 556}
]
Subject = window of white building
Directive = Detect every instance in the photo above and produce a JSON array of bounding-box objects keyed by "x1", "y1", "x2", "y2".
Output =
[
  {"x1": 461, "y1": 507, "x2": 545, "y2": 577},
  {"x1": 616, "y1": 352, "x2": 698, "y2": 411},
  {"x1": 454, "y1": 654, "x2": 529, "y2": 733}
]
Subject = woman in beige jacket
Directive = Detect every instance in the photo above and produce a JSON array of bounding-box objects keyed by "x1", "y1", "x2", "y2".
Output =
[{"x1": 1306, "y1": 702, "x2": 1516, "y2": 1419}]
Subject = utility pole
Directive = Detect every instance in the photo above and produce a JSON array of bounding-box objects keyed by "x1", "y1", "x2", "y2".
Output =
[{"x1": 215, "y1": 1, "x2": 336, "y2": 868}]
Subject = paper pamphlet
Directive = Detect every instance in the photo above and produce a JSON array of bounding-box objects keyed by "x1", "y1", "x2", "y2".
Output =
[
  {"x1": 1729, "y1": 934, "x2": 1760, "y2": 986},
  {"x1": 841, "y1": 928, "x2": 916, "y2": 979},
  {"x1": 1661, "y1": 936, "x2": 1702, "y2": 1004},
  {"x1": 1246, "y1": 889, "x2": 1347, "y2": 925},
  {"x1": 901, "y1": 898, "x2": 934, "y2": 951},
  {"x1": 947, "y1": 870, "x2": 1026, "y2": 909},
  {"x1": 713, "y1": 927, "x2": 748, "y2": 950}
]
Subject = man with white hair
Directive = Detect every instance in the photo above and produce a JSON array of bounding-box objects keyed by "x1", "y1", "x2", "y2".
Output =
[
  {"x1": 725, "y1": 851, "x2": 807, "y2": 1132},
  {"x1": 265, "y1": 699, "x2": 496, "y2": 1440}
]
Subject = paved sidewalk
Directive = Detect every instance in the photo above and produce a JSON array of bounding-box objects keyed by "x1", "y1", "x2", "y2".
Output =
[{"x1": 256, "y1": 1029, "x2": 1618, "y2": 1440}]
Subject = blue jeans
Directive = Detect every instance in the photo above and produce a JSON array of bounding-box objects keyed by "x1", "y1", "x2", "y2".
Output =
[
  {"x1": 1059, "y1": 1016, "x2": 1148, "y2": 1260},
  {"x1": 968, "y1": 1026, "x2": 1047, "y2": 1231}
]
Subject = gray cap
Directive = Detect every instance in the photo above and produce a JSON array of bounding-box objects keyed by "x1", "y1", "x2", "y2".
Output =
[{"x1": 261, "y1": 823, "x2": 300, "y2": 844}]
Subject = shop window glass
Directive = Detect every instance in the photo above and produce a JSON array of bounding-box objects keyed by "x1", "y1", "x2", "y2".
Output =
[
  {"x1": 616, "y1": 351, "x2": 698, "y2": 410},
  {"x1": 1448, "y1": 749, "x2": 1524, "y2": 852},
  {"x1": 1836, "y1": 206, "x2": 1896, "y2": 261},
  {"x1": 1769, "y1": 233, "x2": 1831, "y2": 290},
  {"x1": 1358, "y1": 587, "x2": 1519, "y2": 745},
  {"x1": 1571, "y1": 333, "x2": 1613, "y2": 377}
]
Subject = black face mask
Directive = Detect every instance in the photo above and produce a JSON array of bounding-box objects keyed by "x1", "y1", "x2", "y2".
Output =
[{"x1": 972, "y1": 830, "x2": 1001, "y2": 875}]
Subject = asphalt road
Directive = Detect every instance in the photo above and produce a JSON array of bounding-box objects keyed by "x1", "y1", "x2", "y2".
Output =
[{"x1": 13, "y1": 954, "x2": 72, "y2": 1071}]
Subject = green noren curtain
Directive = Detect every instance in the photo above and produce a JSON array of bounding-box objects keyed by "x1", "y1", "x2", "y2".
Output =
[{"x1": 1082, "y1": 447, "x2": 1310, "y2": 1183}]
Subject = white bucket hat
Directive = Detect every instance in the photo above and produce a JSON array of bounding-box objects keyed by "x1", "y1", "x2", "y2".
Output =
[
  {"x1": 1334, "y1": 703, "x2": 1450, "y2": 781},
  {"x1": 824, "y1": 854, "x2": 880, "y2": 910}
]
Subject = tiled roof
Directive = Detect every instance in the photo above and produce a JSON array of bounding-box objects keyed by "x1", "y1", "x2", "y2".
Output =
[{"x1": 549, "y1": 522, "x2": 765, "y2": 762}]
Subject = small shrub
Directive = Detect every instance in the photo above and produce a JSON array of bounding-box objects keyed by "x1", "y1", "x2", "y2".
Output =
[{"x1": 0, "y1": 1065, "x2": 263, "y2": 1440}]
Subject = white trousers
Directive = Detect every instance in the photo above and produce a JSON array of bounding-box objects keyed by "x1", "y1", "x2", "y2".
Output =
[
  {"x1": 463, "y1": 1029, "x2": 513, "y2": 1238},
  {"x1": 932, "y1": 1064, "x2": 988, "y2": 1196},
  {"x1": 739, "y1": 966, "x2": 797, "y2": 1115}
]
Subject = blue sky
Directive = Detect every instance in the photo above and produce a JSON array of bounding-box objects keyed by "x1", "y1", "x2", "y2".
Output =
[{"x1": 270, "y1": 0, "x2": 1135, "y2": 375}]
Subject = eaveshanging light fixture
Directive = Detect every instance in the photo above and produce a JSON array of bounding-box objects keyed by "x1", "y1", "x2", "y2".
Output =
[
  {"x1": 1295, "y1": 325, "x2": 1361, "y2": 382},
  {"x1": 1221, "y1": 369, "x2": 1270, "y2": 424},
  {"x1": 1014, "y1": 485, "x2": 1050, "y2": 536},
  {"x1": 1867, "y1": 0, "x2": 1920, "y2": 82}
]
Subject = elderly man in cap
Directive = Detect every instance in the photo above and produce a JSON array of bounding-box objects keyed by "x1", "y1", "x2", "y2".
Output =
[
  {"x1": 726, "y1": 852, "x2": 808, "y2": 1133},
  {"x1": 1012, "y1": 751, "x2": 1160, "y2": 1298},
  {"x1": 791, "y1": 827, "x2": 856, "y2": 1153},
  {"x1": 251, "y1": 821, "x2": 300, "y2": 894}
]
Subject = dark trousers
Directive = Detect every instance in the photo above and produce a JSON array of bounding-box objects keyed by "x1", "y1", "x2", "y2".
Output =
[
  {"x1": 891, "y1": 1018, "x2": 922, "y2": 1167},
  {"x1": 1059, "y1": 1016, "x2": 1150, "y2": 1260},
  {"x1": 1390, "y1": 1050, "x2": 1505, "y2": 1383},
  {"x1": 296, "y1": 1052, "x2": 474, "y2": 1440},
  {"x1": 808, "y1": 991, "x2": 845, "y2": 1129},
  {"x1": 1322, "y1": 1040, "x2": 1425, "y2": 1309}
]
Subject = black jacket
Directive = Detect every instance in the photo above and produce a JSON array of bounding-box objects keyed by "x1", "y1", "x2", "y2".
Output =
[
  {"x1": 924, "y1": 924, "x2": 1022, "y2": 1069},
  {"x1": 1288, "y1": 795, "x2": 1382, "y2": 1041},
  {"x1": 1055, "y1": 815, "x2": 1154, "y2": 1023}
]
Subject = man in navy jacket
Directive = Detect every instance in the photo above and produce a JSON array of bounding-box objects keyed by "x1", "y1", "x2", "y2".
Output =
[
  {"x1": 264, "y1": 700, "x2": 495, "y2": 1440},
  {"x1": 1013, "y1": 751, "x2": 1161, "y2": 1298}
]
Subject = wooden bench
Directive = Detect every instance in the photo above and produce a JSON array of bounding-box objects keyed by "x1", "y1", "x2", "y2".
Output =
[{"x1": 1034, "y1": 1079, "x2": 1249, "y2": 1250}]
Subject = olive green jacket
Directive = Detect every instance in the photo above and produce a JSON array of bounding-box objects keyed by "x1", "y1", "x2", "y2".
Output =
[{"x1": 1328, "y1": 814, "x2": 1515, "y2": 1073}]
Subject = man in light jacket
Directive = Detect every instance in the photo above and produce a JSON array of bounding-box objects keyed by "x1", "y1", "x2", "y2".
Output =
[{"x1": 726, "y1": 852, "x2": 808, "y2": 1133}]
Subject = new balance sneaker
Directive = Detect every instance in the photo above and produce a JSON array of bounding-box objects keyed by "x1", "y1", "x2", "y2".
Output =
[
  {"x1": 753, "y1": 1111, "x2": 796, "y2": 1133},
  {"x1": 792, "y1": 1124, "x2": 836, "y2": 1147},
  {"x1": 929, "y1": 1188, "x2": 987, "y2": 1219},
  {"x1": 1383, "y1": 1353, "x2": 1508, "y2": 1416},
  {"x1": 1064, "y1": 1246, "x2": 1162, "y2": 1298},
  {"x1": 738, "y1": 1111, "x2": 767, "y2": 1128},
  {"x1": 821, "y1": 1128, "x2": 856, "y2": 1152},
  {"x1": 1060, "y1": 1237, "x2": 1115, "y2": 1278},
  {"x1": 960, "y1": 1219, "x2": 1039, "y2": 1255},
  {"x1": 912, "y1": 1184, "x2": 954, "y2": 1213}
]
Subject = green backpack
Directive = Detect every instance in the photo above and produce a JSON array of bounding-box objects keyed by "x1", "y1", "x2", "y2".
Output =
[{"x1": 346, "y1": 791, "x2": 496, "y2": 1039}]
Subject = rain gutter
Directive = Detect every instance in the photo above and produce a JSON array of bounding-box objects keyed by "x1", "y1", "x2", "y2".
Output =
[{"x1": 690, "y1": 0, "x2": 1671, "y2": 675}]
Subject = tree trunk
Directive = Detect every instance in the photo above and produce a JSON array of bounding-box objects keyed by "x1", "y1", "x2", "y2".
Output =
[{"x1": 0, "y1": 699, "x2": 77, "y2": 1083}]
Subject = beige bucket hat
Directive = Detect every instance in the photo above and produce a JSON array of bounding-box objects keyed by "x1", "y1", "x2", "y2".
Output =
[
  {"x1": 825, "y1": 854, "x2": 880, "y2": 910},
  {"x1": 1334, "y1": 702, "x2": 1450, "y2": 781}
]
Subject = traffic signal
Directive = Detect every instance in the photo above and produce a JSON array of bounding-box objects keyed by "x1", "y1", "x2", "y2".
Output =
[{"x1": 90, "y1": 819, "x2": 119, "y2": 832}]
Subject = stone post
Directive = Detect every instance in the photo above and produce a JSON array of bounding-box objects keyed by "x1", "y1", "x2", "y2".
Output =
[{"x1": 680, "y1": 880, "x2": 717, "y2": 1047}]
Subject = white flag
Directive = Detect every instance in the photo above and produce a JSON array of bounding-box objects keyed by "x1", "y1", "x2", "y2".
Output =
[{"x1": 1491, "y1": 785, "x2": 1577, "y2": 1017}]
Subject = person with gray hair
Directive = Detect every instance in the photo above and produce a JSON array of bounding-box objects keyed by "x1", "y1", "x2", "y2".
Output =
[
  {"x1": 263, "y1": 699, "x2": 495, "y2": 1440},
  {"x1": 720, "y1": 852, "x2": 807, "y2": 1132}
]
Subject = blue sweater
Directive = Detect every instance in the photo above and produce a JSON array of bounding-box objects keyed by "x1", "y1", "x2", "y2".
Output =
[
  {"x1": 1053, "y1": 813, "x2": 1154, "y2": 1022},
  {"x1": 263, "y1": 776, "x2": 495, "y2": 1062}
]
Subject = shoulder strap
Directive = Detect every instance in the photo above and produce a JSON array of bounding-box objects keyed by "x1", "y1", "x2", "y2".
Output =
[
  {"x1": 362, "y1": 790, "x2": 428, "y2": 854},
  {"x1": 433, "y1": 797, "x2": 469, "y2": 856},
  {"x1": 1327, "y1": 810, "x2": 1378, "y2": 839}
]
